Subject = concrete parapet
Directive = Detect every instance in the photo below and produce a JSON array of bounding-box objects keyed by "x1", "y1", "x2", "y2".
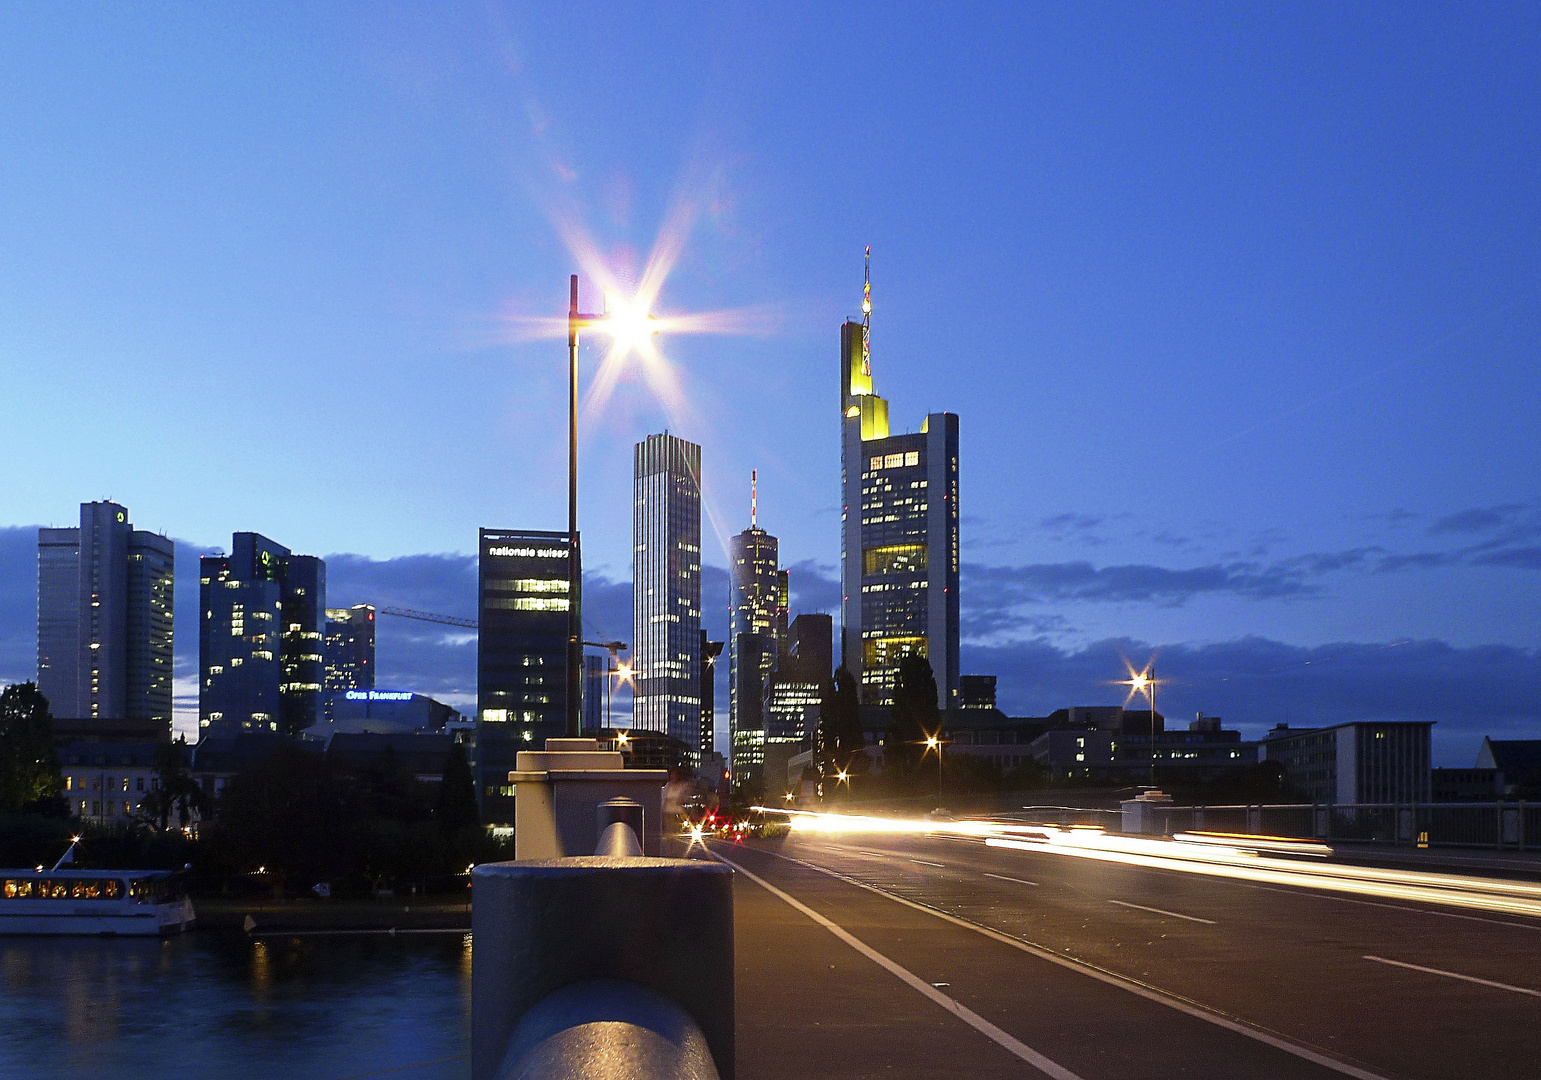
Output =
[
  {"x1": 472, "y1": 857, "x2": 735, "y2": 1080},
  {"x1": 512, "y1": 738, "x2": 668, "y2": 857}
]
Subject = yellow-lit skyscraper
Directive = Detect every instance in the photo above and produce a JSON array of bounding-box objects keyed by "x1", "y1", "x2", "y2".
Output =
[{"x1": 839, "y1": 256, "x2": 960, "y2": 707}]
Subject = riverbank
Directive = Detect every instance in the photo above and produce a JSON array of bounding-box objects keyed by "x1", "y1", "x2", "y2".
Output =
[{"x1": 194, "y1": 893, "x2": 471, "y2": 932}]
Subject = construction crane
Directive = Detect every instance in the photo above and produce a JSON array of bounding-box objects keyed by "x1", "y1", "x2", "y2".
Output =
[{"x1": 379, "y1": 606, "x2": 477, "y2": 629}]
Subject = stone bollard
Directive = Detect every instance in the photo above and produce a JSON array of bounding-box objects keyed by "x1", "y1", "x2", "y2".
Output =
[{"x1": 472, "y1": 858, "x2": 735, "y2": 1080}]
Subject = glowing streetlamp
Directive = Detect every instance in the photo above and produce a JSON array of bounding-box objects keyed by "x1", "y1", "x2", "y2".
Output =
[
  {"x1": 565, "y1": 277, "x2": 659, "y2": 736},
  {"x1": 1122, "y1": 664, "x2": 1159, "y2": 787}
]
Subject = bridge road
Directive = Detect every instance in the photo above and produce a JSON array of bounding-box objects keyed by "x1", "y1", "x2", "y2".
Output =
[{"x1": 714, "y1": 833, "x2": 1541, "y2": 1080}]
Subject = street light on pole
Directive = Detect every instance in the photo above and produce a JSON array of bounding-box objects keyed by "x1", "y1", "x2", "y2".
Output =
[
  {"x1": 1124, "y1": 665, "x2": 1158, "y2": 788},
  {"x1": 566, "y1": 276, "x2": 657, "y2": 737}
]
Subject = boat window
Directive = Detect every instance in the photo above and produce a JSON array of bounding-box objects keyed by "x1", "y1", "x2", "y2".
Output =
[{"x1": 1, "y1": 878, "x2": 131, "y2": 900}]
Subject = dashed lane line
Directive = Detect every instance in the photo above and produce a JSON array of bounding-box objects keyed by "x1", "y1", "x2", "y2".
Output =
[
  {"x1": 1363, "y1": 955, "x2": 1541, "y2": 998},
  {"x1": 717, "y1": 851, "x2": 1087, "y2": 1080},
  {"x1": 1108, "y1": 899, "x2": 1216, "y2": 925},
  {"x1": 983, "y1": 873, "x2": 1039, "y2": 887},
  {"x1": 754, "y1": 845, "x2": 1395, "y2": 1080}
]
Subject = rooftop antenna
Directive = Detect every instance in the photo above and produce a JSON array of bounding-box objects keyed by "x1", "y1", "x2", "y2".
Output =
[
  {"x1": 861, "y1": 246, "x2": 872, "y2": 376},
  {"x1": 751, "y1": 468, "x2": 758, "y2": 529}
]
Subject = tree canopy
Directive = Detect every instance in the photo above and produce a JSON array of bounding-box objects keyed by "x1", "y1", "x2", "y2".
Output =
[{"x1": 0, "y1": 683, "x2": 64, "y2": 813}]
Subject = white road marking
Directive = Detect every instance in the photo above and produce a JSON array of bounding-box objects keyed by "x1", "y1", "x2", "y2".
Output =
[
  {"x1": 1108, "y1": 899, "x2": 1216, "y2": 925},
  {"x1": 858, "y1": 850, "x2": 890, "y2": 858},
  {"x1": 763, "y1": 846, "x2": 1395, "y2": 1080},
  {"x1": 909, "y1": 858, "x2": 946, "y2": 868},
  {"x1": 984, "y1": 872, "x2": 1039, "y2": 887},
  {"x1": 1363, "y1": 955, "x2": 1541, "y2": 998},
  {"x1": 1239, "y1": 881, "x2": 1541, "y2": 931},
  {"x1": 717, "y1": 852, "x2": 1087, "y2": 1080}
]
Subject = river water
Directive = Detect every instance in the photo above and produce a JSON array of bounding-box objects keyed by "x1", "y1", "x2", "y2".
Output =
[{"x1": 0, "y1": 931, "x2": 472, "y2": 1080}]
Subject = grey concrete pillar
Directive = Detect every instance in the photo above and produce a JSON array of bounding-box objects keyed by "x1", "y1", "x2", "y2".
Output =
[{"x1": 472, "y1": 858, "x2": 735, "y2": 1080}]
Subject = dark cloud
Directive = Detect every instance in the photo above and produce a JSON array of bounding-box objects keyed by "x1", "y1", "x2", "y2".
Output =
[
  {"x1": 785, "y1": 559, "x2": 840, "y2": 616},
  {"x1": 1041, "y1": 513, "x2": 1103, "y2": 532},
  {"x1": 964, "y1": 558, "x2": 1318, "y2": 613},
  {"x1": 1471, "y1": 547, "x2": 1541, "y2": 571},
  {"x1": 965, "y1": 636, "x2": 1541, "y2": 768},
  {"x1": 1428, "y1": 504, "x2": 1529, "y2": 536}
]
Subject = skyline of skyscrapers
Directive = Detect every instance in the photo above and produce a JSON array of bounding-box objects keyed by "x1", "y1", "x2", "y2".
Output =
[
  {"x1": 631, "y1": 432, "x2": 703, "y2": 759},
  {"x1": 199, "y1": 532, "x2": 326, "y2": 737},
  {"x1": 476, "y1": 527, "x2": 576, "y2": 824},
  {"x1": 36, "y1": 500, "x2": 174, "y2": 731},
  {"x1": 839, "y1": 260, "x2": 960, "y2": 708}
]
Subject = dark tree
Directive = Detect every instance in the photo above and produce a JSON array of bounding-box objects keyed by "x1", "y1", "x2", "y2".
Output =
[
  {"x1": 137, "y1": 736, "x2": 209, "y2": 830},
  {"x1": 817, "y1": 666, "x2": 864, "y2": 774},
  {"x1": 209, "y1": 744, "x2": 346, "y2": 891},
  {"x1": 0, "y1": 683, "x2": 64, "y2": 813},
  {"x1": 435, "y1": 743, "x2": 480, "y2": 833},
  {"x1": 887, "y1": 657, "x2": 941, "y2": 788}
]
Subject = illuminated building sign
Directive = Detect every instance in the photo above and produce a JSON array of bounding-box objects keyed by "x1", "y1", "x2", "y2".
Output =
[
  {"x1": 344, "y1": 690, "x2": 414, "y2": 702},
  {"x1": 487, "y1": 546, "x2": 565, "y2": 558}
]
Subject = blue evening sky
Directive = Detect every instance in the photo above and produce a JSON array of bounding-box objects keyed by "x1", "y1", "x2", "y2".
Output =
[{"x1": 1, "y1": 4, "x2": 1539, "y2": 761}]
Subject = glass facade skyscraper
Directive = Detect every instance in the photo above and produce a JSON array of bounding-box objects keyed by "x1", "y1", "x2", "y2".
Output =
[
  {"x1": 477, "y1": 528, "x2": 576, "y2": 824},
  {"x1": 324, "y1": 604, "x2": 376, "y2": 721},
  {"x1": 36, "y1": 501, "x2": 173, "y2": 731},
  {"x1": 839, "y1": 301, "x2": 960, "y2": 707},
  {"x1": 729, "y1": 514, "x2": 780, "y2": 794},
  {"x1": 200, "y1": 533, "x2": 326, "y2": 736},
  {"x1": 631, "y1": 433, "x2": 703, "y2": 758}
]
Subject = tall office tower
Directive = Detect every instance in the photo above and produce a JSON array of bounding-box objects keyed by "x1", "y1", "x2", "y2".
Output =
[
  {"x1": 477, "y1": 528, "x2": 577, "y2": 824},
  {"x1": 36, "y1": 501, "x2": 174, "y2": 731},
  {"x1": 37, "y1": 529, "x2": 82, "y2": 718},
  {"x1": 631, "y1": 433, "x2": 704, "y2": 758},
  {"x1": 762, "y1": 613, "x2": 833, "y2": 749},
  {"x1": 701, "y1": 632, "x2": 723, "y2": 764},
  {"x1": 280, "y1": 555, "x2": 326, "y2": 734},
  {"x1": 728, "y1": 474, "x2": 781, "y2": 794},
  {"x1": 200, "y1": 533, "x2": 326, "y2": 736},
  {"x1": 839, "y1": 254, "x2": 960, "y2": 707},
  {"x1": 323, "y1": 604, "x2": 376, "y2": 721},
  {"x1": 774, "y1": 569, "x2": 790, "y2": 655},
  {"x1": 582, "y1": 653, "x2": 607, "y2": 731}
]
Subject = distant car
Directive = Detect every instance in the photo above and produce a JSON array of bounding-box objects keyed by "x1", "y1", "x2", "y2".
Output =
[{"x1": 746, "y1": 809, "x2": 792, "y2": 839}]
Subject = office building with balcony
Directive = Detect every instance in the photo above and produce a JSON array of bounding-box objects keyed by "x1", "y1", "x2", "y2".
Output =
[
  {"x1": 838, "y1": 285, "x2": 959, "y2": 708},
  {"x1": 476, "y1": 528, "x2": 576, "y2": 824},
  {"x1": 631, "y1": 433, "x2": 703, "y2": 758},
  {"x1": 36, "y1": 501, "x2": 174, "y2": 733},
  {"x1": 200, "y1": 533, "x2": 326, "y2": 737}
]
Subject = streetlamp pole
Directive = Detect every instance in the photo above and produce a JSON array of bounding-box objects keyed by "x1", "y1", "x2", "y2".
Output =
[
  {"x1": 1149, "y1": 665, "x2": 1157, "y2": 788},
  {"x1": 567, "y1": 275, "x2": 582, "y2": 738},
  {"x1": 565, "y1": 276, "x2": 611, "y2": 738}
]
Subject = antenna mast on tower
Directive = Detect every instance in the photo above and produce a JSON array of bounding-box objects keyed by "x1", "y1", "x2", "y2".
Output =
[
  {"x1": 751, "y1": 468, "x2": 758, "y2": 528},
  {"x1": 861, "y1": 245, "x2": 872, "y2": 375}
]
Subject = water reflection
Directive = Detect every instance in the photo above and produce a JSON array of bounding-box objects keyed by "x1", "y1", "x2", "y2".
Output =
[{"x1": 0, "y1": 933, "x2": 470, "y2": 1080}]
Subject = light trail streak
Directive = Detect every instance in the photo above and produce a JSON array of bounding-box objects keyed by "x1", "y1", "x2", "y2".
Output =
[{"x1": 763, "y1": 807, "x2": 1541, "y2": 920}]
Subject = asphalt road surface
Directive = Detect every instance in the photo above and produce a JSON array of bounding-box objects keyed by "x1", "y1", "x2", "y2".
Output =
[{"x1": 717, "y1": 830, "x2": 1541, "y2": 1080}]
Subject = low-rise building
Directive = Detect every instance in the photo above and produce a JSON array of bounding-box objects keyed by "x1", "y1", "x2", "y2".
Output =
[
  {"x1": 58, "y1": 740, "x2": 166, "y2": 823},
  {"x1": 1261, "y1": 721, "x2": 1432, "y2": 803}
]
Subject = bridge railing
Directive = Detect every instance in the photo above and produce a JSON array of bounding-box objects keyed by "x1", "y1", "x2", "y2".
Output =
[{"x1": 1136, "y1": 801, "x2": 1539, "y2": 850}]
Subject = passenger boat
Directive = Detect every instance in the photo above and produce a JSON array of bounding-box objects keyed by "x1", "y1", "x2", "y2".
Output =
[{"x1": 0, "y1": 842, "x2": 195, "y2": 935}]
